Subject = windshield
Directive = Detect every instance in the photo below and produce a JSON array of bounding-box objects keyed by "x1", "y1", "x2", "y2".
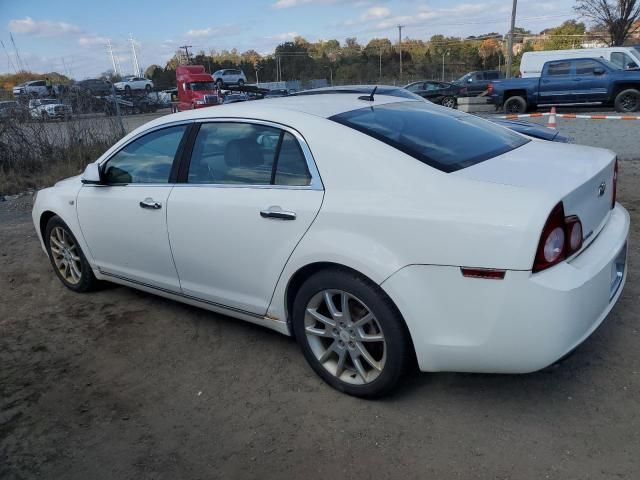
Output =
[
  {"x1": 455, "y1": 73, "x2": 471, "y2": 83},
  {"x1": 41, "y1": 99, "x2": 58, "y2": 105},
  {"x1": 190, "y1": 82, "x2": 216, "y2": 91},
  {"x1": 330, "y1": 101, "x2": 529, "y2": 172}
]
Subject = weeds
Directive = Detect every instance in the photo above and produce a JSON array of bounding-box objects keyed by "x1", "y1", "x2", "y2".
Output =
[{"x1": 0, "y1": 115, "x2": 125, "y2": 195}]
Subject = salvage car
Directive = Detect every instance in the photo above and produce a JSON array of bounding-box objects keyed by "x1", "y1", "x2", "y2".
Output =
[
  {"x1": 32, "y1": 93, "x2": 629, "y2": 397},
  {"x1": 404, "y1": 80, "x2": 466, "y2": 108},
  {"x1": 29, "y1": 98, "x2": 72, "y2": 120}
]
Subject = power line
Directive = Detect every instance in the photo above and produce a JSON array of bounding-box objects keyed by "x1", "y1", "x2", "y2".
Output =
[{"x1": 1, "y1": 40, "x2": 17, "y2": 74}]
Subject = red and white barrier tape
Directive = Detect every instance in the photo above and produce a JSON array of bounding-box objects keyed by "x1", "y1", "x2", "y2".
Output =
[{"x1": 498, "y1": 112, "x2": 640, "y2": 120}]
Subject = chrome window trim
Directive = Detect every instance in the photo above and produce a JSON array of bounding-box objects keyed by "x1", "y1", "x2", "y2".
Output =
[
  {"x1": 183, "y1": 117, "x2": 324, "y2": 191},
  {"x1": 96, "y1": 120, "x2": 195, "y2": 169}
]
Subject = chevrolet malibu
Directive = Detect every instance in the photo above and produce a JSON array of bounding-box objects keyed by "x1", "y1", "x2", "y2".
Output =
[{"x1": 32, "y1": 93, "x2": 629, "y2": 397}]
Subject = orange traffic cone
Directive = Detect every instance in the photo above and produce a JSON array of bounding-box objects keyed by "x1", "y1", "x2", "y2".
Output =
[{"x1": 548, "y1": 106, "x2": 557, "y2": 129}]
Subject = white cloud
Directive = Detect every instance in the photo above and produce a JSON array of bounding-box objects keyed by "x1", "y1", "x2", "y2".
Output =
[
  {"x1": 272, "y1": 0, "x2": 373, "y2": 9},
  {"x1": 8, "y1": 16, "x2": 82, "y2": 37},
  {"x1": 78, "y1": 35, "x2": 109, "y2": 46},
  {"x1": 186, "y1": 28, "x2": 213, "y2": 38},
  {"x1": 361, "y1": 6, "x2": 390, "y2": 21}
]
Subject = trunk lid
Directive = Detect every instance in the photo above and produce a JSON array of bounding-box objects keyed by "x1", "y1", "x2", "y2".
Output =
[{"x1": 454, "y1": 139, "x2": 616, "y2": 250}]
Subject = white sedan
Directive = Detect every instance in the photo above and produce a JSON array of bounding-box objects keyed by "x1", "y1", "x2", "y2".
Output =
[{"x1": 32, "y1": 93, "x2": 629, "y2": 397}]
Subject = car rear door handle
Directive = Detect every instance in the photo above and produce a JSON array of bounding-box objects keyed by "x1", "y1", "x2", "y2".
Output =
[
  {"x1": 139, "y1": 198, "x2": 162, "y2": 210},
  {"x1": 260, "y1": 206, "x2": 296, "y2": 220}
]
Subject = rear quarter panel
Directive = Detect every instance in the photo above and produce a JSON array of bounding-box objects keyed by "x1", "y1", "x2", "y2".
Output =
[{"x1": 267, "y1": 114, "x2": 552, "y2": 320}]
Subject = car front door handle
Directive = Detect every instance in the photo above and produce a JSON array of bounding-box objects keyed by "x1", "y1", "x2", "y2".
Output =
[
  {"x1": 139, "y1": 198, "x2": 162, "y2": 210},
  {"x1": 260, "y1": 206, "x2": 296, "y2": 220}
]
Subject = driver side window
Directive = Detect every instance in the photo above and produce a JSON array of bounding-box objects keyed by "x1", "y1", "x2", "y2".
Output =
[{"x1": 102, "y1": 125, "x2": 187, "y2": 184}]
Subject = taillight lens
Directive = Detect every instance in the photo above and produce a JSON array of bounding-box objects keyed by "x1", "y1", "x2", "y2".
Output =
[
  {"x1": 612, "y1": 159, "x2": 618, "y2": 209},
  {"x1": 487, "y1": 83, "x2": 493, "y2": 94},
  {"x1": 533, "y1": 203, "x2": 584, "y2": 273}
]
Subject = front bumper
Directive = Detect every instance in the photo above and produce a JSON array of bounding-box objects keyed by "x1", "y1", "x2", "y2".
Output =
[{"x1": 381, "y1": 204, "x2": 630, "y2": 373}]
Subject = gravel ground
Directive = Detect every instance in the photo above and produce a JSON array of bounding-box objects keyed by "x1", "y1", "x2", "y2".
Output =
[
  {"x1": 1, "y1": 155, "x2": 640, "y2": 478},
  {"x1": 482, "y1": 109, "x2": 640, "y2": 161}
]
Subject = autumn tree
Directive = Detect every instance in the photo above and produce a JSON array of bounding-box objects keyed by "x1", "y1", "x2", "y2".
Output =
[
  {"x1": 478, "y1": 38, "x2": 501, "y2": 67},
  {"x1": 575, "y1": 0, "x2": 640, "y2": 45}
]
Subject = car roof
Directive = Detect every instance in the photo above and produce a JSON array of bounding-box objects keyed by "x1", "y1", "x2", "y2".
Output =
[{"x1": 141, "y1": 93, "x2": 420, "y2": 130}]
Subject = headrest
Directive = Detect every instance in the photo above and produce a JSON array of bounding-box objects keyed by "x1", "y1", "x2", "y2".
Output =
[{"x1": 224, "y1": 139, "x2": 264, "y2": 168}]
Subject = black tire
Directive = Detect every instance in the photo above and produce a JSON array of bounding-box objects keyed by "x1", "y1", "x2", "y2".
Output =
[
  {"x1": 216, "y1": 79, "x2": 224, "y2": 89},
  {"x1": 292, "y1": 268, "x2": 412, "y2": 398},
  {"x1": 614, "y1": 88, "x2": 640, "y2": 113},
  {"x1": 238, "y1": 79, "x2": 245, "y2": 86},
  {"x1": 441, "y1": 96, "x2": 456, "y2": 108},
  {"x1": 145, "y1": 84, "x2": 152, "y2": 93},
  {"x1": 503, "y1": 95, "x2": 527, "y2": 114},
  {"x1": 41, "y1": 112, "x2": 49, "y2": 121},
  {"x1": 124, "y1": 85, "x2": 131, "y2": 95},
  {"x1": 44, "y1": 216, "x2": 98, "y2": 293}
]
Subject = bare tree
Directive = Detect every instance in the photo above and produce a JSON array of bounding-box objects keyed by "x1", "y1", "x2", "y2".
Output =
[{"x1": 575, "y1": 0, "x2": 640, "y2": 46}]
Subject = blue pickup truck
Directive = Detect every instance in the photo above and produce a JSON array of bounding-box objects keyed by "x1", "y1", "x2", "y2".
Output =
[{"x1": 488, "y1": 57, "x2": 640, "y2": 113}]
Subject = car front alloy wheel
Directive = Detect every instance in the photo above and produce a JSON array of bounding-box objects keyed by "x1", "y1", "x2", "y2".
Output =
[{"x1": 45, "y1": 216, "x2": 98, "y2": 292}]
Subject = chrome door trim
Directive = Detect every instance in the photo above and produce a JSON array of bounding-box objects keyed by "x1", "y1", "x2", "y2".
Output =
[{"x1": 98, "y1": 268, "x2": 265, "y2": 319}]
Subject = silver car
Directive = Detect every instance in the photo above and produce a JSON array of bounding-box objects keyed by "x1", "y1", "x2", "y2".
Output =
[
  {"x1": 12, "y1": 80, "x2": 49, "y2": 97},
  {"x1": 213, "y1": 69, "x2": 247, "y2": 88}
]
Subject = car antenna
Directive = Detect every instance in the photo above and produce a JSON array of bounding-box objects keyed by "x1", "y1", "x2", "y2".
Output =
[{"x1": 358, "y1": 85, "x2": 377, "y2": 102}]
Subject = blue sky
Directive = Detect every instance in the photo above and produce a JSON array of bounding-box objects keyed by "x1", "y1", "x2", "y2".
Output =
[{"x1": 0, "y1": 0, "x2": 578, "y2": 79}]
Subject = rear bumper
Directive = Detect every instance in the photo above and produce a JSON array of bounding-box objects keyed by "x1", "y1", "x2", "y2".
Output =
[{"x1": 381, "y1": 204, "x2": 630, "y2": 373}]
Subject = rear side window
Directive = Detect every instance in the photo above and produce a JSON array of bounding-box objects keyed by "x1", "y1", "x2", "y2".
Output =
[
  {"x1": 547, "y1": 62, "x2": 571, "y2": 75},
  {"x1": 187, "y1": 123, "x2": 311, "y2": 186},
  {"x1": 575, "y1": 60, "x2": 600, "y2": 75},
  {"x1": 330, "y1": 101, "x2": 529, "y2": 172}
]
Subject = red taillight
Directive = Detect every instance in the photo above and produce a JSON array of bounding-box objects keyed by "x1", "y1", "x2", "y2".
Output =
[
  {"x1": 612, "y1": 159, "x2": 618, "y2": 209},
  {"x1": 487, "y1": 83, "x2": 494, "y2": 94},
  {"x1": 533, "y1": 203, "x2": 584, "y2": 273}
]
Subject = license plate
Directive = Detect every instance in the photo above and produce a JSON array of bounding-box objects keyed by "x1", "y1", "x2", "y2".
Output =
[{"x1": 610, "y1": 242, "x2": 627, "y2": 300}]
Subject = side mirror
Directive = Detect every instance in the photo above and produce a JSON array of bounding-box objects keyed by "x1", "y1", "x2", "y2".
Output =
[
  {"x1": 593, "y1": 67, "x2": 605, "y2": 75},
  {"x1": 81, "y1": 163, "x2": 102, "y2": 185}
]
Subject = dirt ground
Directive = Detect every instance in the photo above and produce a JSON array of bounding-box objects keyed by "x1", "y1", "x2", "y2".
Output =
[{"x1": 1, "y1": 163, "x2": 639, "y2": 480}]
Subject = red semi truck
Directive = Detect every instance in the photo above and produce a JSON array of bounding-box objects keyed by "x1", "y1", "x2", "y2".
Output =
[{"x1": 175, "y1": 65, "x2": 219, "y2": 111}]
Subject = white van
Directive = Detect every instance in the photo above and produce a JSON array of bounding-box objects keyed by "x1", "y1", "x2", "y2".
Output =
[{"x1": 520, "y1": 47, "x2": 640, "y2": 77}]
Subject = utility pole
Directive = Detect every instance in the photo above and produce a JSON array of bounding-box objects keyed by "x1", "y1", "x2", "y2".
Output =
[
  {"x1": 10, "y1": 33, "x2": 24, "y2": 72},
  {"x1": 505, "y1": 0, "x2": 518, "y2": 78},
  {"x1": 397, "y1": 25, "x2": 404, "y2": 82},
  {"x1": 442, "y1": 49, "x2": 450, "y2": 81},
  {"x1": 379, "y1": 47, "x2": 383, "y2": 82},
  {"x1": 129, "y1": 34, "x2": 141, "y2": 76},
  {"x1": 107, "y1": 39, "x2": 117, "y2": 74},
  {"x1": 179, "y1": 45, "x2": 193, "y2": 65},
  {"x1": 114, "y1": 54, "x2": 122, "y2": 77}
]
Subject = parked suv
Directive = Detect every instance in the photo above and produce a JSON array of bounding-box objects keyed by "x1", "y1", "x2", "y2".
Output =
[
  {"x1": 213, "y1": 69, "x2": 247, "y2": 88},
  {"x1": 75, "y1": 79, "x2": 113, "y2": 96},
  {"x1": 29, "y1": 98, "x2": 72, "y2": 120},
  {"x1": 12, "y1": 80, "x2": 49, "y2": 97},
  {"x1": 454, "y1": 70, "x2": 504, "y2": 96}
]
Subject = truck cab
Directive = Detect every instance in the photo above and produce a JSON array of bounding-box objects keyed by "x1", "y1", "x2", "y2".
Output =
[{"x1": 176, "y1": 65, "x2": 219, "y2": 111}]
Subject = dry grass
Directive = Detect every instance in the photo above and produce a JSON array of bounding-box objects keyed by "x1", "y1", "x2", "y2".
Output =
[{"x1": 0, "y1": 115, "x2": 125, "y2": 195}]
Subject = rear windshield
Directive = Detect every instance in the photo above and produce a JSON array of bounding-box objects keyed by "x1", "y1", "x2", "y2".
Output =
[{"x1": 330, "y1": 101, "x2": 529, "y2": 172}]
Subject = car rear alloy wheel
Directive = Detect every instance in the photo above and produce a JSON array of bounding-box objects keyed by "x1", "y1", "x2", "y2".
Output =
[
  {"x1": 304, "y1": 289, "x2": 387, "y2": 385},
  {"x1": 504, "y1": 95, "x2": 527, "y2": 114},
  {"x1": 441, "y1": 96, "x2": 456, "y2": 108},
  {"x1": 45, "y1": 216, "x2": 98, "y2": 292},
  {"x1": 614, "y1": 89, "x2": 640, "y2": 112},
  {"x1": 293, "y1": 269, "x2": 410, "y2": 397}
]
